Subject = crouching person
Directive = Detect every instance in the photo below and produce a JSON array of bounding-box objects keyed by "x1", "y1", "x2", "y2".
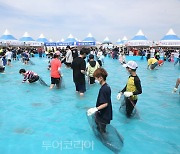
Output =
[{"x1": 19, "y1": 69, "x2": 39, "y2": 83}]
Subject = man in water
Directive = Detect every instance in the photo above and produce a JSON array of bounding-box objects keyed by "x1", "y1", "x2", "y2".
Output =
[
  {"x1": 19, "y1": 69, "x2": 39, "y2": 83},
  {"x1": 117, "y1": 61, "x2": 142, "y2": 118},
  {"x1": 50, "y1": 51, "x2": 62, "y2": 89},
  {"x1": 71, "y1": 48, "x2": 87, "y2": 96},
  {"x1": 87, "y1": 68, "x2": 112, "y2": 133}
]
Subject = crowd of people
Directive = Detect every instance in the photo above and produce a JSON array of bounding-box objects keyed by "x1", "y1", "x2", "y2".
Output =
[{"x1": 0, "y1": 45, "x2": 179, "y2": 133}]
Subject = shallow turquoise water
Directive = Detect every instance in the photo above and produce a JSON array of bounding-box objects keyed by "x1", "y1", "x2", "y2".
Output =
[{"x1": 0, "y1": 56, "x2": 179, "y2": 154}]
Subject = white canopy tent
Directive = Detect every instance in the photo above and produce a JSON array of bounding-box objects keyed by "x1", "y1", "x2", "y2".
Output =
[
  {"x1": 19, "y1": 32, "x2": 41, "y2": 46},
  {"x1": 127, "y1": 30, "x2": 152, "y2": 46},
  {"x1": 158, "y1": 29, "x2": 180, "y2": 47},
  {"x1": 0, "y1": 29, "x2": 22, "y2": 46}
]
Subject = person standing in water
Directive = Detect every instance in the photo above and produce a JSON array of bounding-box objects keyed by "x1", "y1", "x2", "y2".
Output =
[
  {"x1": 117, "y1": 61, "x2": 142, "y2": 118},
  {"x1": 87, "y1": 68, "x2": 112, "y2": 133},
  {"x1": 86, "y1": 54, "x2": 100, "y2": 84},
  {"x1": 71, "y1": 48, "x2": 87, "y2": 96},
  {"x1": 0, "y1": 56, "x2": 5, "y2": 73},
  {"x1": 50, "y1": 51, "x2": 62, "y2": 89}
]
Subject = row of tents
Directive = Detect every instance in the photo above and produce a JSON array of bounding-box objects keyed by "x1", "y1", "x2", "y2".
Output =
[{"x1": 0, "y1": 29, "x2": 180, "y2": 47}]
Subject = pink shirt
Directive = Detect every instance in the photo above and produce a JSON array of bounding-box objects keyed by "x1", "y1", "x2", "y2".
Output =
[{"x1": 50, "y1": 58, "x2": 61, "y2": 78}]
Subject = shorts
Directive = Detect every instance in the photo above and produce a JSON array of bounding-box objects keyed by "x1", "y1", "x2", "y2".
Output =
[
  {"x1": 151, "y1": 62, "x2": 158, "y2": 69},
  {"x1": 75, "y1": 83, "x2": 86, "y2": 93},
  {"x1": 89, "y1": 77, "x2": 95, "y2": 84},
  {"x1": 8, "y1": 59, "x2": 11, "y2": 62},
  {"x1": 29, "y1": 75, "x2": 39, "y2": 83},
  {"x1": 25, "y1": 58, "x2": 29, "y2": 61},
  {"x1": 0, "y1": 67, "x2": 5, "y2": 72},
  {"x1": 51, "y1": 77, "x2": 61, "y2": 87}
]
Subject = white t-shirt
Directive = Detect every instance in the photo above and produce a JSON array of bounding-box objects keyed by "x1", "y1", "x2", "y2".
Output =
[
  {"x1": 5, "y1": 51, "x2": 12, "y2": 60},
  {"x1": 66, "y1": 49, "x2": 73, "y2": 63},
  {"x1": 0, "y1": 58, "x2": 4, "y2": 67},
  {"x1": 174, "y1": 52, "x2": 179, "y2": 58}
]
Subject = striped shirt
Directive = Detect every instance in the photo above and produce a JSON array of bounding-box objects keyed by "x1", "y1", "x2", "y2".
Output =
[{"x1": 23, "y1": 71, "x2": 38, "y2": 82}]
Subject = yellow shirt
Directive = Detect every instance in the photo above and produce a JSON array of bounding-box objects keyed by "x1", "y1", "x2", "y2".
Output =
[
  {"x1": 126, "y1": 76, "x2": 138, "y2": 100},
  {"x1": 148, "y1": 58, "x2": 158, "y2": 65}
]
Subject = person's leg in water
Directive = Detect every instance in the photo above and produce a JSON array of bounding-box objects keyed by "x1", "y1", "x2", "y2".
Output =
[
  {"x1": 28, "y1": 76, "x2": 39, "y2": 83},
  {"x1": 125, "y1": 97, "x2": 137, "y2": 118},
  {"x1": 55, "y1": 78, "x2": 61, "y2": 89},
  {"x1": 150, "y1": 62, "x2": 158, "y2": 70},
  {"x1": 174, "y1": 58, "x2": 180, "y2": 66},
  {"x1": 90, "y1": 77, "x2": 95, "y2": 84},
  {"x1": 95, "y1": 113, "x2": 107, "y2": 133},
  {"x1": 50, "y1": 77, "x2": 56, "y2": 89},
  {"x1": 0, "y1": 67, "x2": 5, "y2": 73}
]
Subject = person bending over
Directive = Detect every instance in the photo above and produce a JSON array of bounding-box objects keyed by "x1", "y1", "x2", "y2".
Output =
[
  {"x1": 147, "y1": 57, "x2": 158, "y2": 70},
  {"x1": 19, "y1": 69, "x2": 39, "y2": 83}
]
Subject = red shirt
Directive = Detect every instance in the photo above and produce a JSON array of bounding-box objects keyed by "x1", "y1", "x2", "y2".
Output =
[
  {"x1": 50, "y1": 58, "x2": 61, "y2": 78},
  {"x1": 158, "y1": 60, "x2": 164, "y2": 65}
]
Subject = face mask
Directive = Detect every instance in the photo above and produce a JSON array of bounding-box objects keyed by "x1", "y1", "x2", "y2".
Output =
[{"x1": 95, "y1": 80, "x2": 100, "y2": 84}]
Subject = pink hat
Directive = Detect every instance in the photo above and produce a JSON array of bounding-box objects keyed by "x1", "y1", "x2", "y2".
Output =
[{"x1": 55, "y1": 51, "x2": 60, "y2": 56}]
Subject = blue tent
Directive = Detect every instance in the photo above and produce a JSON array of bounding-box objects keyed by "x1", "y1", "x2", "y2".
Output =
[
  {"x1": 19, "y1": 32, "x2": 34, "y2": 42},
  {"x1": 158, "y1": 29, "x2": 180, "y2": 46},
  {"x1": 116, "y1": 39, "x2": 123, "y2": 45},
  {"x1": 64, "y1": 34, "x2": 78, "y2": 44},
  {"x1": 83, "y1": 33, "x2": 96, "y2": 42},
  {"x1": 131, "y1": 30, "x2": 148, "y2": 40},
  {"x1": 102, "y1": 37, "x2": 112, "y2": 44},
  {"x1": 127, "y1": 30, "x2": 151, "y2": 46},
  {"x1": 161, "y1": 29, "x2": 180, "y2": 40},
  {"x1": 36, "y1": 34, "x2": 48, "y2": 43},
  {"x1": 0, "y1": 29, "x2": 17, "y2": 40}
]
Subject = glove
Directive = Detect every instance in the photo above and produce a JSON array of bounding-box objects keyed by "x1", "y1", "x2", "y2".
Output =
[
  {"x1": 87, "y1": 107, "x2": 98, "y2": 116},
  {"x1": 117, "y1": 92, "x2": 122, "y2": 100},
  {"x1": 172, "y1": 87, "x2": 178, "y2": 93},
  {"x1": 124, "y1": 92, "x2": 133, "y2": 97}
]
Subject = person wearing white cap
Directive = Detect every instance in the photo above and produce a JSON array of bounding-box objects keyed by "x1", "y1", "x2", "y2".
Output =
[{"x1": 117, "y1": 61, "x2": 142, "y2": 118}]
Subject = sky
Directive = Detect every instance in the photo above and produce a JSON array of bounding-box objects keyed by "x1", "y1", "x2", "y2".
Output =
[{"x1": 0, "y1": 0, "x2": 180, "y2": 42}]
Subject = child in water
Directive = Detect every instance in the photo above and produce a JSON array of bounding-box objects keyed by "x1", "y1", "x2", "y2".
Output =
[
  {"x1": 117, "y1": 61, "x2": 142, "y2": 118},
  {"x1": 87, "y1": 68, "x2": 112, "y2": 133}
]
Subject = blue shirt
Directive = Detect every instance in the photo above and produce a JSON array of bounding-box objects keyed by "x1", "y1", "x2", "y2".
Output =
[{"x1": 96, "y1": 83, "x2": 112, "y2": 124}]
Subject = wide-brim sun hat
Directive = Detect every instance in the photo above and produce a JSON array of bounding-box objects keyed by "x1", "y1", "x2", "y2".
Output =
[{"x1": 123, "y1": 61, "x2": 138, "y2": 69}]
